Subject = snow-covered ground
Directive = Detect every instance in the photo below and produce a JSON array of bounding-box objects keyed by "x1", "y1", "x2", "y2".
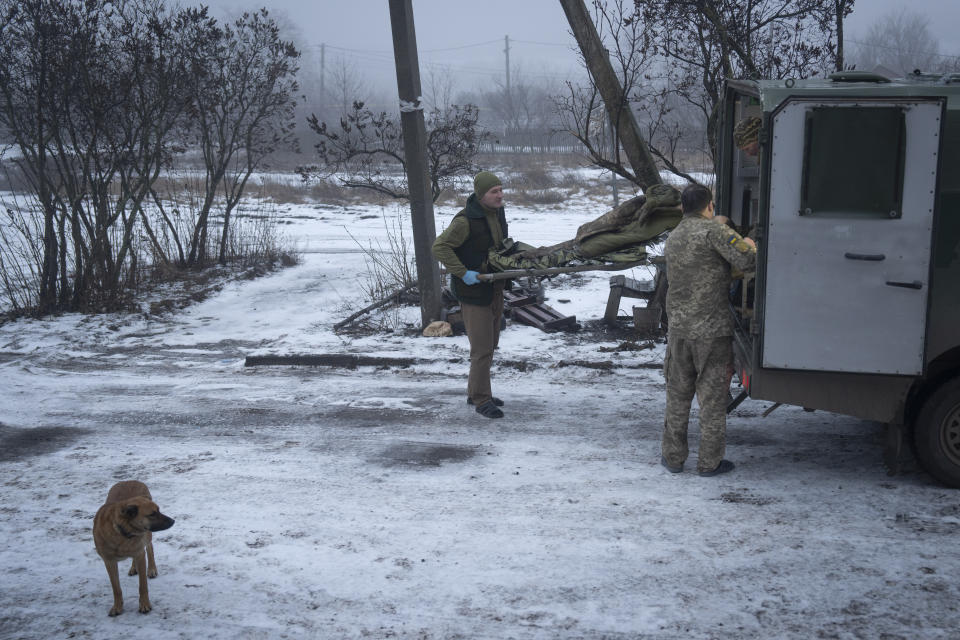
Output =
[{"x1": 1, "y1": 185, "x2": 958, "y2": 639}]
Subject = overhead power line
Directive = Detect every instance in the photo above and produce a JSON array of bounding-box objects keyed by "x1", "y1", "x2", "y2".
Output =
[
  {"x1": 315, "y1": 37, "x2": 576, "y2": 56},
  {"x1": 512, "y1": 38, "x2": 574, "y2": 47},
  {"x1": 313, "y1": 43, "x2": 580, "y2": 81},
  {"x1": 422, "y1": 39, "x2": 504, "y2": 52}
]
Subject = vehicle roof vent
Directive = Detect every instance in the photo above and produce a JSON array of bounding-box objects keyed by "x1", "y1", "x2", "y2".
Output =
[
  {"x1": 909, "y1": 69, "x2": 946, "y2": 82},
  {"x1": 828, "y1": 71, "x2": 891, "y2": 83}
]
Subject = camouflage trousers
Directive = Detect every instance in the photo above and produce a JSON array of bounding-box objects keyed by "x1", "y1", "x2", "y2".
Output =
[{"x1": 661, "y1": 334, "x2": 733, "y2": 473}]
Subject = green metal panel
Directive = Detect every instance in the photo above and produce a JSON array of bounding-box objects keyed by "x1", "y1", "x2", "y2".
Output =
[{"x1": 757, "y1": 77, "x2": 960, "y2": 112}]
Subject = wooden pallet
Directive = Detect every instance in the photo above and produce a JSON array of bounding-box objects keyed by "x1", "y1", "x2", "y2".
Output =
[
  {"x1": 504, "y1": 288, "x2": 578, "y2": 332},
  {"x1": 502, "y1": 289, "x2": 539, "y2": 308}
]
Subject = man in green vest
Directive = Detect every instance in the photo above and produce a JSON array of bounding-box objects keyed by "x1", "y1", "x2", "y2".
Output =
[{"x1": 432, "y1": 171, "x2": 509, "y2": 419}]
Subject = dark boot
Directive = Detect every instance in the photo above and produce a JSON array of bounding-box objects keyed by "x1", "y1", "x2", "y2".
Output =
[
  {"x1": 475, "y1": 400, "x2": 504, "y2": 419},
  {"x1": 698, "y1": 460, "x2": 735, "y2": 477},
  {"x1": 660, "y1": 456, "x2": 683, "y2": 473},
  {"x1": 467, "y1": 396, "x2": 504, "y2": 407}
]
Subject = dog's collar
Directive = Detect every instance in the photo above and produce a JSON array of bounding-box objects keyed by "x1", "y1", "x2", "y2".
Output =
[{"x1": 115, "y1": 523, "x2": 137, "y2": 539}]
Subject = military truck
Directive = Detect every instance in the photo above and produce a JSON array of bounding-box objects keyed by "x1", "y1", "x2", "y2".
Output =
[{"x1": 715, "y1": 71, "x2": 960, "y2": 488}]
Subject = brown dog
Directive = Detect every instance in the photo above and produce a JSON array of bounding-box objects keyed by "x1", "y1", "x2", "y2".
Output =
[{"x1": 93, "y1": 480, "x2": 175, "y2": 616}]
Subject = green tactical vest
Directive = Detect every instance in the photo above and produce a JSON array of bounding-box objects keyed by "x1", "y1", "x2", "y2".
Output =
[{"x1": 451, "y1": 194, "x2": 507, "y2": 306}]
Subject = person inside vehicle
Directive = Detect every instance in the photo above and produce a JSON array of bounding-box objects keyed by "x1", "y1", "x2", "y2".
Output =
[{"x1": 733, "y1": 116, "x2": 761, "y2": 157}]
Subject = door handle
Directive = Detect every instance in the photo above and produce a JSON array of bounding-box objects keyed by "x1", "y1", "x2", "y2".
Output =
[
  {"x1": 885, "y1": 280, "x2": 923, "y2": 290},
  {"x1": 844, "y1": 252, "x2": 885, "y2": 261}
]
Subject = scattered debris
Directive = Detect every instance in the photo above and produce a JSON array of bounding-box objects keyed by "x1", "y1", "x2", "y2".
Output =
[
  {"x1": 554, "y1": 359, "x2": 615, "y2": 370},
  {"x1": 505, "y1": 288, "x2": 578, "y2": 332},
  {"x1": 422, "y1": 321, "x2": 452, "y2": 337},
  {"x1": 597, "y1": 341, "x2": 655, "y2": 353},
  {"x1": 333, "y1": 282, "x2": 418, "y2": 331},
  {"x1": 244, "y1": 354, "x2": 430, "y2": 369}
]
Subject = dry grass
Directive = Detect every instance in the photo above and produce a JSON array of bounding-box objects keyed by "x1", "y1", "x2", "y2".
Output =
[{"x1": 434, "y1": 156, "x2": 618, "y2": 208}]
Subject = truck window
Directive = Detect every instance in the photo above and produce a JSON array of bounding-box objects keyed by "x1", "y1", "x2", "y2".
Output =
[{"x1": 800, "y1": 106, "x2": 906, "y2": 219}]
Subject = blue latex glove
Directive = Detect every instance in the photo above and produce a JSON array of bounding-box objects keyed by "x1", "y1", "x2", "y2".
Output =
[{"x1": 462, "y1": 270, "x2": 480, "y2": 285}]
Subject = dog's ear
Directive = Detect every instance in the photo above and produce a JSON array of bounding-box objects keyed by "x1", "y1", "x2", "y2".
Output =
[{"x1": 123, "y1": 504, "x2": 139, "y2": 518}]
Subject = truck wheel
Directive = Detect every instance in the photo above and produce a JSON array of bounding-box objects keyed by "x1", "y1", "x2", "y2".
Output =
[{"x1": 913, "y1": 378, "x2": 960, "y2": 489}]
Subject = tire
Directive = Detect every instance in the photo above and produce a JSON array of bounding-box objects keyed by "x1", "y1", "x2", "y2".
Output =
[{"x1": 913, "y1": 377, "x2": 960, "y2": 489}]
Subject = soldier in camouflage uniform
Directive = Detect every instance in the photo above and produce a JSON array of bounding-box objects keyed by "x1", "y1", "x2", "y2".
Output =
[{"x1": 661, "y1": 184, "x2": 757, "y2": 476}]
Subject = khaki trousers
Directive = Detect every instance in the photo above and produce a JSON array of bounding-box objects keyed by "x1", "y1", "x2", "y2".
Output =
[
  {"x1": 661, "y1": 334, "x2": 732, "y2": 473},
  {"x1": 460, "y1": 284, "x2": 504, "y2": 405}
]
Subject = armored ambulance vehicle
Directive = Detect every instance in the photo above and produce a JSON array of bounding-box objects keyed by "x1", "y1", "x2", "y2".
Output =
[{"x1": 716, "y1": 71, "x2": 960, "y2": 487}]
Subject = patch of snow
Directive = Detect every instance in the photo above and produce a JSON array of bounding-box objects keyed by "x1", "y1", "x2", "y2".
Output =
[{"x1": 0, "y1": 184, "x2": 957, "y2": 639}]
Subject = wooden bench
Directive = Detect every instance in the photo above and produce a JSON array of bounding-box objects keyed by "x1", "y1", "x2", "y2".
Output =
[{"x1": 604, "y1": 264, "x2": 668, "y2": 332}]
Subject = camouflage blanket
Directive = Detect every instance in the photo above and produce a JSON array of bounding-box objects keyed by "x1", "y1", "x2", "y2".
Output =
[{"x1": 487, "y1": 184, "x2": 682, "y2": 272}]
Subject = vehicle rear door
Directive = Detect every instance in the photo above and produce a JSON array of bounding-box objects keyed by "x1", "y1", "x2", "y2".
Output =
[{"x1": 761, "y1": 97, "x2": 942, "y2": 375}]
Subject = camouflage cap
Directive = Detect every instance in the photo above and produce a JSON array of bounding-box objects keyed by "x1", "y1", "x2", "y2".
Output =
[{"x1": 733, "y1": 116, "x2": 761, "y2": 148}]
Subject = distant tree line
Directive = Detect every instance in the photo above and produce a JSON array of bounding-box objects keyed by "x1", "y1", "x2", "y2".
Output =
[
  {"x1": 848, "y1": 8, "x2": 960, "y2": 78},
  {"x1": 0, "y1": 0, "x2": 299, "y2": 314}
]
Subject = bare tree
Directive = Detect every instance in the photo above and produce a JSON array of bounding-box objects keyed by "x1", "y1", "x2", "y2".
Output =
[
  {"x1": 633, "y1": 0, "x2": 849, "y2": 159},
  {"x1": 0, "y1": 0, "x2": 303, "y2": 315},
  {"x1": 329, "y1": 56, "x2": 371, "y2": 121},
  {"x1": 556, "y1": 0, "x2": 684, "y2": 186},
  {"x1": 423, "y1": 65, "x2": 457, "y2": 113},
  {"x1": 832, "y1": 0, "x2": 857, "y2": 71},
  {"x1": 105, "y1": 5, "x2": 216, "y2": 284},
  {"x1": 187, "y1": 8, "x2": 300, "y2": 267},
  {"x1": 302, "y1": 101, "x2": 489, "y2": 202},
  {"x1": 0, "y1": 0, "x2": 215, "y2": 311},
  {"x1": 851, "y1": 9, "x2": 945, "y2": 76},
  {"x1": 0, "y1": 0, "x2": 74, "y2": 313},
  {"x1": 478, "y1": 66, "x2": 560, "y2": 152}
]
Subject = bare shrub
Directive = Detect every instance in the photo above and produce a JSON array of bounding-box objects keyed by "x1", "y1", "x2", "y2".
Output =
[
  {"x1": 0, "y1": 177, "x2": 300, "y2": 317},
  {"x1": 348, "y1": 206, "x2": 416, "y2": 304},
  {"x1": 249, "y1": 178, "x2": 306, "y2": 205},
  {"x1": 309, "y1": 178, "x2": 358, "y2": 205},
  {"x1": 520, "y1": 166, "x2": 558, "y2": 189},
  {"x1": 0, "y1": 193, "x2": 42, "y2": 314},
  {"x1": 509, "y1": 189, "x2": 567, "y2": 206},
  {"x1": 217, "y1": 195, "x2": 300, "y2": 271}
]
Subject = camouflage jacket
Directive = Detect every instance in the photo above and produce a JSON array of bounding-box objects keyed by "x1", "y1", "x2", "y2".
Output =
[{"x1": 664, "y1": 214, "x2": 757, "y2": 339}]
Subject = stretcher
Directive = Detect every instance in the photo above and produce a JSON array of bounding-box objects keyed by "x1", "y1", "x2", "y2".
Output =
[{"x1": 477, "y1": 255, "x2": 664, "y2": 282}]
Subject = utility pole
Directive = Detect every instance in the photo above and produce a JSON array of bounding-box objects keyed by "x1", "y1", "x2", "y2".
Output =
[
  {"x1": 319, "y1": 43, "x2": 325, "y2": 107},
  {"x1": 504, "y1": 35, "x2": 512, "y2": 145},
  {"x1": 504, "y1": 35, "x2": 511, "y2": 97},
  {"x1": 388, "y1": 0, "x2": 442, "y2": 327},
  {"x1": 558, "y1": 0, "x2": 662, "y2": 189}
]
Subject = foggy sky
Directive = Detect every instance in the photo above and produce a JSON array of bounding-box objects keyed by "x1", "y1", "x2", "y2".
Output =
[{"x1": 204, "y1": 0, "x2": 960, "y2": 97}]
